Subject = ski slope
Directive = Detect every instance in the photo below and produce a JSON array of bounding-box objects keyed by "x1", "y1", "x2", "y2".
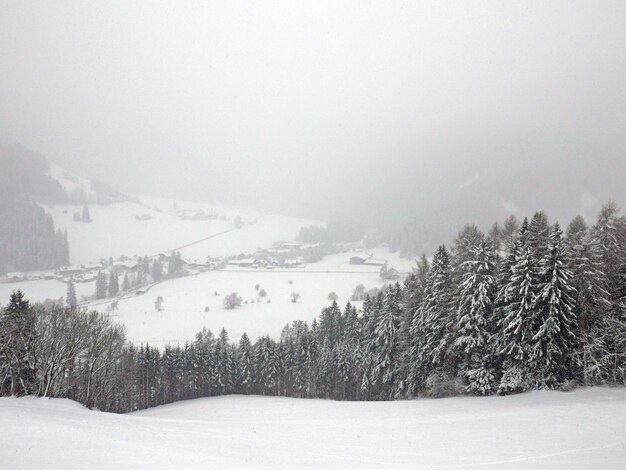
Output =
[{"x1": 1, "y1": 388, "x2": 624, "y2": 469}]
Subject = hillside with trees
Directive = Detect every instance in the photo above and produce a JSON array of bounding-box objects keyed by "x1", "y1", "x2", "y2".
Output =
[
  {"x1": 0, "y1": 145, "x2": 69, "y2": 274},
  {"x1": 1, "y1": 203, "x2": 624, "y2": 412}
]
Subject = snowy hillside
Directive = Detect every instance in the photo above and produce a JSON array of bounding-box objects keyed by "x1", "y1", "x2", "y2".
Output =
[
  {"x1": 1, "y1": 388, "x2": 624, "y2": 469},
  {"x1": 41, "y1": 195, "x2": 319, "y2": 266}
]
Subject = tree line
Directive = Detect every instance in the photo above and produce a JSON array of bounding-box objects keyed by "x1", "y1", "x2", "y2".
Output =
[{"x1": 1, "y1": 203, "x2": 624, "y2": 413}]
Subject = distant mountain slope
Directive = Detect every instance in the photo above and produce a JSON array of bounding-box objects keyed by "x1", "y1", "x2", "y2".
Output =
[
  {"x1": 0, "y1": 144, "x2": 69, "y2": 274},
  {"x1": 386, "y1": 154, "x2": 624, "y2": 256},
  {"x1": 42, "y1": 195, "x2": 319, "y2": 265}
]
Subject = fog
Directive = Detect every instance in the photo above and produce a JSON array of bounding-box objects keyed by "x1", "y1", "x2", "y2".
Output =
[{"x1": 1, "y1": 1, "x2": 625, "y2": 228}]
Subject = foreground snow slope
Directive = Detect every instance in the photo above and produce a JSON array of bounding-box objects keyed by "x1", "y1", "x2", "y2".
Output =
[{"x1": 2, "y1": 388, "x2": 624, "y2": 469}]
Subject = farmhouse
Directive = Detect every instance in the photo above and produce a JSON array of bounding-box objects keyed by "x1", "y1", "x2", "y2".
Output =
[
  {"x1": 5, "y1": 272, "x2": 26, "y2": 282},
  {"x1": 349, "y1": 255, "x2": 369, "y2": 265},
  {"x1": 227, "y1": 258, "x2": 256, "y2": 267},
  {"x1": 111, "y1": 260, "x2": 139, "y2": 275},
  {"x1": 57, "y1": 266, "x2": 84, "y2": 276}
]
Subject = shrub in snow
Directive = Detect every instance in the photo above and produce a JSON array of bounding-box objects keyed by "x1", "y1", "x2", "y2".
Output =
[
  {"x1": 204, "y1": 306, "x2": 210, "y2": 312},
  {"x1": 223, "y1": 293, "x2": 243, "y2": 310},
  {"x1": 497, "y1": 363, "x2": 527, "y2": 395},
  {"x1": 259, "y1": 289, "x2": 267, "y2": 298},
  {"x1": 327, "y1": 292, "x2": 338, "y2": 301},
  {"x1": 558, "y1": 380, "x2": 578, "y2": 392},
  {"x1": 350, "y1": 284, "x2": 366, "y2": 301},
  {"x1": 291, "y1": 292, "x2": 301, "y2": 303},
  {"x1": 423, "y1": 370, "x2": 465, "y2": 398}
]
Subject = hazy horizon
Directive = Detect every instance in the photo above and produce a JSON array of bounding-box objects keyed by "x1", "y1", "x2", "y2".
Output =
[{"x1": 1, "y1": 1, "x2": 625, "y2": 227}]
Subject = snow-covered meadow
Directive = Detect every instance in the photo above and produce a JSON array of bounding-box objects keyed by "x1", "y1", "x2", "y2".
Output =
[
  {"x1": 89, "y1": 265, "x2": 379, "y2": 346},
  {"x1": 2, "y1": 388, "x2": 624, "y2": 469}
]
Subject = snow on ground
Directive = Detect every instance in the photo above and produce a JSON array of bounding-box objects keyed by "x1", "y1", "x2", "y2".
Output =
[
  {"x1": 1, "y1": 388, "x2": 624, "y2": 469},
  {"x1": 41, "y1": 195, "x2": 319, "y2": 265},
  {"x1": 90, "y1": 263, "x2": 380, "y2": 346}
]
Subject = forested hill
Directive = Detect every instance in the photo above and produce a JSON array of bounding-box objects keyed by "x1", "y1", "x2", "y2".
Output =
[{"x1": 0, "y1": 144, "x2": 69, "y2": 274}]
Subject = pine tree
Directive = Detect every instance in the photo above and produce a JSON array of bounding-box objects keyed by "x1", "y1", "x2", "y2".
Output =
[
  {"x1": 151, "y1": 260, "x2": 163, "y2": 282},
  {"x1": 409, "y1": 245, "x2": 452, "y2": 393},
  {"x1": 566, "y1": 215, "x2": 613, "y2": 384},
  {"x1": 95, "y1": 271, "x2": 108, "y2": 299},
  {"x1": 109, "y1": 272, "x2": 119, "y2": 297},
  {"x1": 591, "y1": 203, "x2": 626, "y2": 383},
  {"x1": 530, "y1": 224, "x2": 578, "y2": 388},
  {"x1": 501, "y1": 215, "x2": 520, "y2": 253},
  {"x1": 529, "y1": 211, "x2": 550, "y2": 263},
  {"x1": 167, "y1": 251, "x2": 184, "y2": 278},
  {"x1": 237, "y1": 333, "x2": 254, "y2": 394},
  {"x1": 371, "y1": 284, "x2": 402, "y2": 399},
  {"x1": 122, "y1": 273, "x2": 131, "y2": 292},
  {"x1": 0, "y1": 290, "x2": 37, "y2": 396},
  {"x1": 215, "y1": 328, "x2": 234, "y2": 394},
  {"x1": 66, "y1": 279, "x2": 77, "y2": 308},
  {"x1": 495, "y1": 219, "x2": 538, "y2": 394},
  {"x1": 81, "y1": 204, "x2": 92, "y2": 223},
  {"x1": 453, "y1": 241, "x2": 497, "y2": 395}
]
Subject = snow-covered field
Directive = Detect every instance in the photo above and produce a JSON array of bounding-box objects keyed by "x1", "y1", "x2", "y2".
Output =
[
  {"x1": 1, "y1": 388, "x2": 624, "y2": 469},
  {"x1": 85, "y1": 249, "x2": 414, "y2": 345},
  {"x1": 0, "y1": 279, "x2": 95, "y2": 306}
]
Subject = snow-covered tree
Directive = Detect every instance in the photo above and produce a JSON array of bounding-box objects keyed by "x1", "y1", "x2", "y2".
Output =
[
  {"x1": 566, "y1": 215, "x2": 613, "y2": 384},
  {"x1": 108, "y1": 272, "x2": 119, "y2": 297},
  {"x1": 409, "y1": 245, "x2": 453, "y2": 393},
  {"x1": 95, "y1": 271, "x2": 108, "y2": 299},
  {"x1": 495, "y1": 219, "x2": 538, "y2": 394},
  {"x1": 66, "y1": 279, "x2": 77, "y2": 308},
  {"x1": 370, "y1": 284, "x2": 402, "y2": 399},
  {"x1": 530, "y1": 224, "x2": 578, "y2": 388},
  {"x1": 237, "y1": 333, "x2": 254, "y2": 394},
  {"x1": 0, "y1": 290, "x2": 37, "y2": 396},
  {"x1": 453, "y1": 241, "x2": 497, "y2": 395}
]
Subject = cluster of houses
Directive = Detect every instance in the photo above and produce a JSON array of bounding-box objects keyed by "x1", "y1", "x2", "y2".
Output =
[
  {"x1": 225, "y1": 241, "x2": 323, "y2": 270},
  {"x1": 1, "y1": 254, "x2": 217, "y2": 285},
  {"x1": 2, "y1": 241, "x2": 403, "y2": 286},
  {"x1": 2, "y1": 261, "x2": 139, "y2": 284}
]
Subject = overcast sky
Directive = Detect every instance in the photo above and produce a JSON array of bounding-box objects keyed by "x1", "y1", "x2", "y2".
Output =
[{"x1": 1, "y1": 1, "x2": 624, "y2": 224}]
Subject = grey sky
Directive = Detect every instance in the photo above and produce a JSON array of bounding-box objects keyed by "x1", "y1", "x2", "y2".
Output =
[{"x1": 1, "y1": 1, "x2": 624, "y2": 225}]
